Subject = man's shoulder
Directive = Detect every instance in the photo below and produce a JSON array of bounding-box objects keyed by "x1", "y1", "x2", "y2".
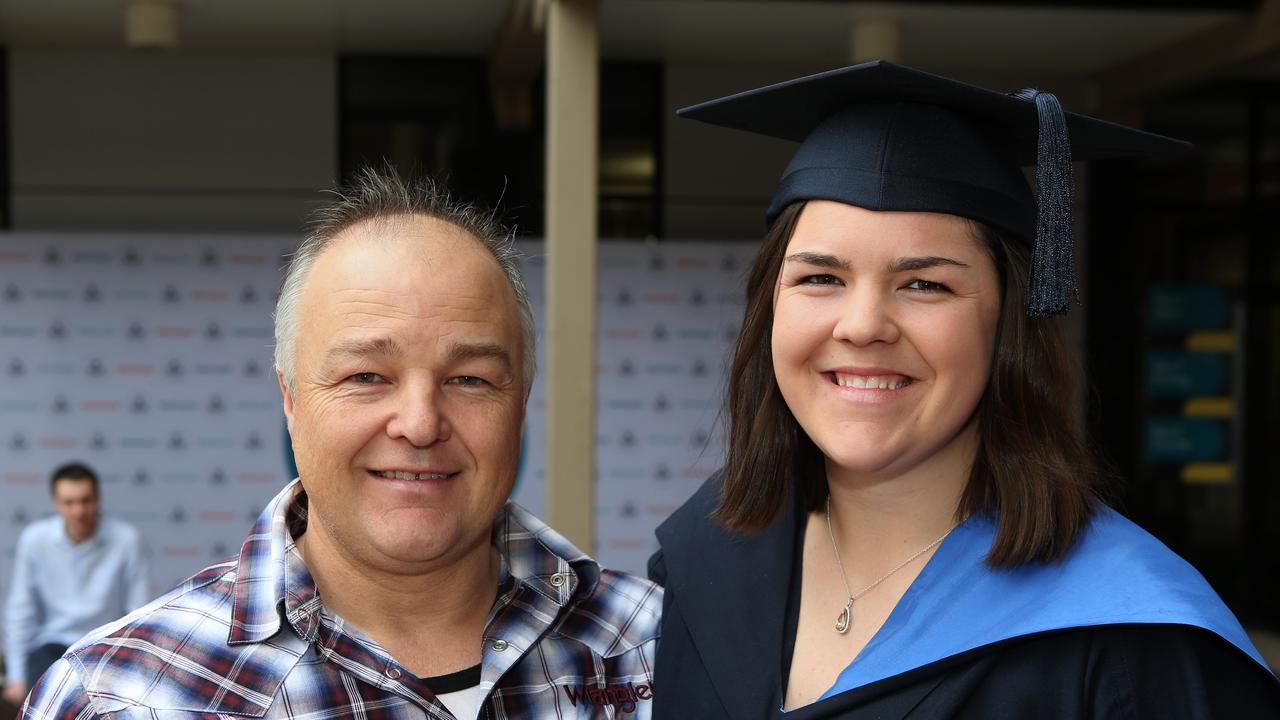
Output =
[
  {"x1": 47, "y1": 559, "x2": 304, "y2": 717},
  {"x1": 557, "y1": 567, "x2": 662, "y2": 658},
  {"x1": 98, "y1": 516, "x2": 143, "y2": 545},
  {"x1": 68, "y1": 559, "x2": 237, "y2": 654},
  {"x1": 500, "y1": 503, "x2": 662, "y2": 657},
  {"x1": 16, "y1": 514, "x2": 59, "y2": 545}
]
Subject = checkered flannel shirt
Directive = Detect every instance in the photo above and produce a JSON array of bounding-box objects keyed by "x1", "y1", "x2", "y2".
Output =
[{"x1": 22, "y1": 481, "x2": 662, "y2": 719}]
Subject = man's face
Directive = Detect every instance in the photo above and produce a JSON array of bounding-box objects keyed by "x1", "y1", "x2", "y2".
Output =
[
  {"x1": 279, "y1": 216, "x2": 526, "y2": 572},
  {"x1": 52, "y1": 478, "x2": 99, "y2": 542}
]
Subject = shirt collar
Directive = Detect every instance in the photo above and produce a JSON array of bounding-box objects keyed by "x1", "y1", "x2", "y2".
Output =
[
  {"x1": 228, "y1": 480, "x2": 317, "y2": 645},
  {"x1": 53, "y1": 517, "x2": 105, "y2": 549},
  {"x1": 494, "y1": 501, "x2": 599, "y2": 606},
  {"x1": 227, "y1": 481, "x2": 602, "y2": 646}
]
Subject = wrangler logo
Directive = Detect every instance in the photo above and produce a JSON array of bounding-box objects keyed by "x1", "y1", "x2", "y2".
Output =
[{"x1": 562, "y1": 682, "x2": 653, "y2": 714}]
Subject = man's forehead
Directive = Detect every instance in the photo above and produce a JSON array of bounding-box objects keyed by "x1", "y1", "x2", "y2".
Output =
[
  {"x1": 335, "y1": 212, "x2": 478, "y2": 250},
  {"x1": 311, "y1": 217, "x2": 506, "y2": 294},
  {"x1": 54, "y1": 479, "x2": 96, "y2": 497}
]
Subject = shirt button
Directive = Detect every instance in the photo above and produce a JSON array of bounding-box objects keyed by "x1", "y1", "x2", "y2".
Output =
[
  {"x1": 550, "y1": 573, "x2": 566, "y2": 587},
  {"x1": 385, "y1": 667, "x2": 402, "y2": 680},
  {"x1": 491, "y1": 639, "x2": 509, "y2": 652}
]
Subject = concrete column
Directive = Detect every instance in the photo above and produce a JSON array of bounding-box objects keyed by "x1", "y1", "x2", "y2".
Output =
[{"x1": 544, "y1": 0, "x2": 598, "y2": 554}]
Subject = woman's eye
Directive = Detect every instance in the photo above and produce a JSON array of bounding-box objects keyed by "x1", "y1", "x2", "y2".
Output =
[
  {"x1": 349, "y1": 372, "x2": 384, "y2": 384},
  {"x1": 798, "y1": 274, "x2": 841, "y2": 286},
  {"x1": 904, "y1": 279, "x2": 951, "y2": 293}
]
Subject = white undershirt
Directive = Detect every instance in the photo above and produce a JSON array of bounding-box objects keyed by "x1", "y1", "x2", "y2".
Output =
[{"x1": 436, "y1": 685, "x2": 486, "y2": 720}]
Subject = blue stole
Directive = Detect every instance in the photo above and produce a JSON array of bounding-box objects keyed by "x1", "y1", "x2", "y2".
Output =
[{"x1": 819, "y1": 506, "x2": 1268, "y2": 700}]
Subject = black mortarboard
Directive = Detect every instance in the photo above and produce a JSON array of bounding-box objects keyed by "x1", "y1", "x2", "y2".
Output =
[{"x1": 677, "y1": 61, "x2": 1189, "y2": 316}]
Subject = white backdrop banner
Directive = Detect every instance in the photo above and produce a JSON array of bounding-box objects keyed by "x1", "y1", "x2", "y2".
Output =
[{"x1": 0, "y1": 234, "x2": 755, "y2": 596}]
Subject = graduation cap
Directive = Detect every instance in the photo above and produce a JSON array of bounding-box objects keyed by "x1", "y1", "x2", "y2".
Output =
[{"x1": 677, "y1": 61, "x2": 1190, "y2": 316}]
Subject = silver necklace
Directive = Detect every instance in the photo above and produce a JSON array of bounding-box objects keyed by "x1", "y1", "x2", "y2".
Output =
[{"x1": 825, "y1": 496, "x2": 955, "y2": 634}]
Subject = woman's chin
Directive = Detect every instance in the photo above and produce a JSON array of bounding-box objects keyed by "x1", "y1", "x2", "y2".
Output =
[{"x1": 822, "y1": 450, "x2": 905, "y2": 479}]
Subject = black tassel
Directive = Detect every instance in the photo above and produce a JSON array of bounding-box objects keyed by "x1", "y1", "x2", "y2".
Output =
[{"x1": 1011, "y1": 88, "x2": 1076, "y2": 316}]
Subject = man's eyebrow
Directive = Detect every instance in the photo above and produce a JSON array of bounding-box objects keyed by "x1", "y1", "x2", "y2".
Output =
[
  {"x1": 446, "y1": 342, "x2": 513, "y2": 370},
  {"x1": 323, "y1": 337, "x2": 403, "y2": 364},
  {"x1": 888, "y1": 256, "x2": 970, "y2": 273},
  {"x1": 784, "y1": 252, "x2": 850, "y2": 271}
]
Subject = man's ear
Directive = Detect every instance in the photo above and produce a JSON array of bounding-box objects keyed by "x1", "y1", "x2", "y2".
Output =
[{"x1": 277, "y1": 369, "x2": 296, "y2": 436}]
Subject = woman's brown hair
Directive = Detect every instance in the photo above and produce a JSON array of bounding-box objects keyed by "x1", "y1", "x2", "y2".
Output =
[{"x1": 714, "y1": 201, "x2": 1099, "y2": 567}]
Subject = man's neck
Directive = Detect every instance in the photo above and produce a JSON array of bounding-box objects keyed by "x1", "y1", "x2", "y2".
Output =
[
  {"x1": 64, "y1": 521, "x2": 97, "y2": 545},
  {"x1": 294, "y1": 515, "x2": 502, "y2": 677}
]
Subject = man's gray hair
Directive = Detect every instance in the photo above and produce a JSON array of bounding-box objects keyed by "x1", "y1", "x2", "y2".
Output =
[{"x1": 273, "y1": 166, "x2": 536, "y2": 395}]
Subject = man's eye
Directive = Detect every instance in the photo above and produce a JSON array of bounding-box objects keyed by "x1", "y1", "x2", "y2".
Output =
[
  {"x1": 904, "y1": 279, "x2": 952, "y2": 293},
  {"x1": 451, "y1": 376, "x2": 489, "y2": 387},
  {"x1": 349, "y1": 372, "x2": 384, "y2": 383}
]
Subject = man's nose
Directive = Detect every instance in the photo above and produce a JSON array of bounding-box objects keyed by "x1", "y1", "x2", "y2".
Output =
[{"x1": 385, "y1": 385, "x2": 451, "y2": 447}]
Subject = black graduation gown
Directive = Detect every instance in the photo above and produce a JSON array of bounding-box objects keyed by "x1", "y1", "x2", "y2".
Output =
[{"x1": 648, "y1": 475, "x2": 1280, "y2": 719}]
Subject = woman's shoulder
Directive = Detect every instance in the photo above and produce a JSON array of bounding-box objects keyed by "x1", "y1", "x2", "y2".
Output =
[
  {"x1": 653, "y1": 471, "x2": 726, "y2": 546},
  {"x1": 812, "y1": 624, "x2": 1279, "y2": 719},
  {"x1": 978, "y1": 623, "x2": 1280, "y2": 718}
]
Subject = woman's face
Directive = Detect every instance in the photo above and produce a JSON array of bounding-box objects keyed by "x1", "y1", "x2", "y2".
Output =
[{"x1": 771, "y1": 200, "x2": 1001, "y2": 480}]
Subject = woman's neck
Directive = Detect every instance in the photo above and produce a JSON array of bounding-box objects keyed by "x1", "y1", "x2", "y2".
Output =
[{"x1": 822, "y1": 419, "x2": 977, "y2": 558}]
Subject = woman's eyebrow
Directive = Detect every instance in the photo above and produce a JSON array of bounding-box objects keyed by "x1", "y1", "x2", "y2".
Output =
[
  {"x1": 888, "y1": 256, "x2": 970, "y2": 273},
  {"x1": 785, "y1": 251, "x2": 850, "y2": 271}
]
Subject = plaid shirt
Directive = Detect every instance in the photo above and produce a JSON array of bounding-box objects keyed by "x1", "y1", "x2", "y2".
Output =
[{"x1": 22, "y1": 481, "x2": 661, "y2": 720}]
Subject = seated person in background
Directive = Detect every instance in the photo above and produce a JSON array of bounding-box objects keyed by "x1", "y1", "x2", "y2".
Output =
[
  {"x1": 22, "y1": 167, "x2": 661, "y2": 720},
  {"x1": 3, "y1": 463, "x2": 150, "y2": 707}
]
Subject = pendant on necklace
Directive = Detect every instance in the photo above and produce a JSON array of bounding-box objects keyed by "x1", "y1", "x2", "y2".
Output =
[{"x1": 835, "y1": 598, "x2": 853, "y2": 634}]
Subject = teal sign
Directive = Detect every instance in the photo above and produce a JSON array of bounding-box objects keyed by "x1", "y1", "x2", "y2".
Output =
[
  {"x1": 1144, "y1": 417, "x2": 1226, "y2": 462},
  {"x1": 1145, "y1": 352, "x2": 1228, "y2": 397},
  {"x1": 1147, "y1": 284, "x2": 1229, "y2": 333}
]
